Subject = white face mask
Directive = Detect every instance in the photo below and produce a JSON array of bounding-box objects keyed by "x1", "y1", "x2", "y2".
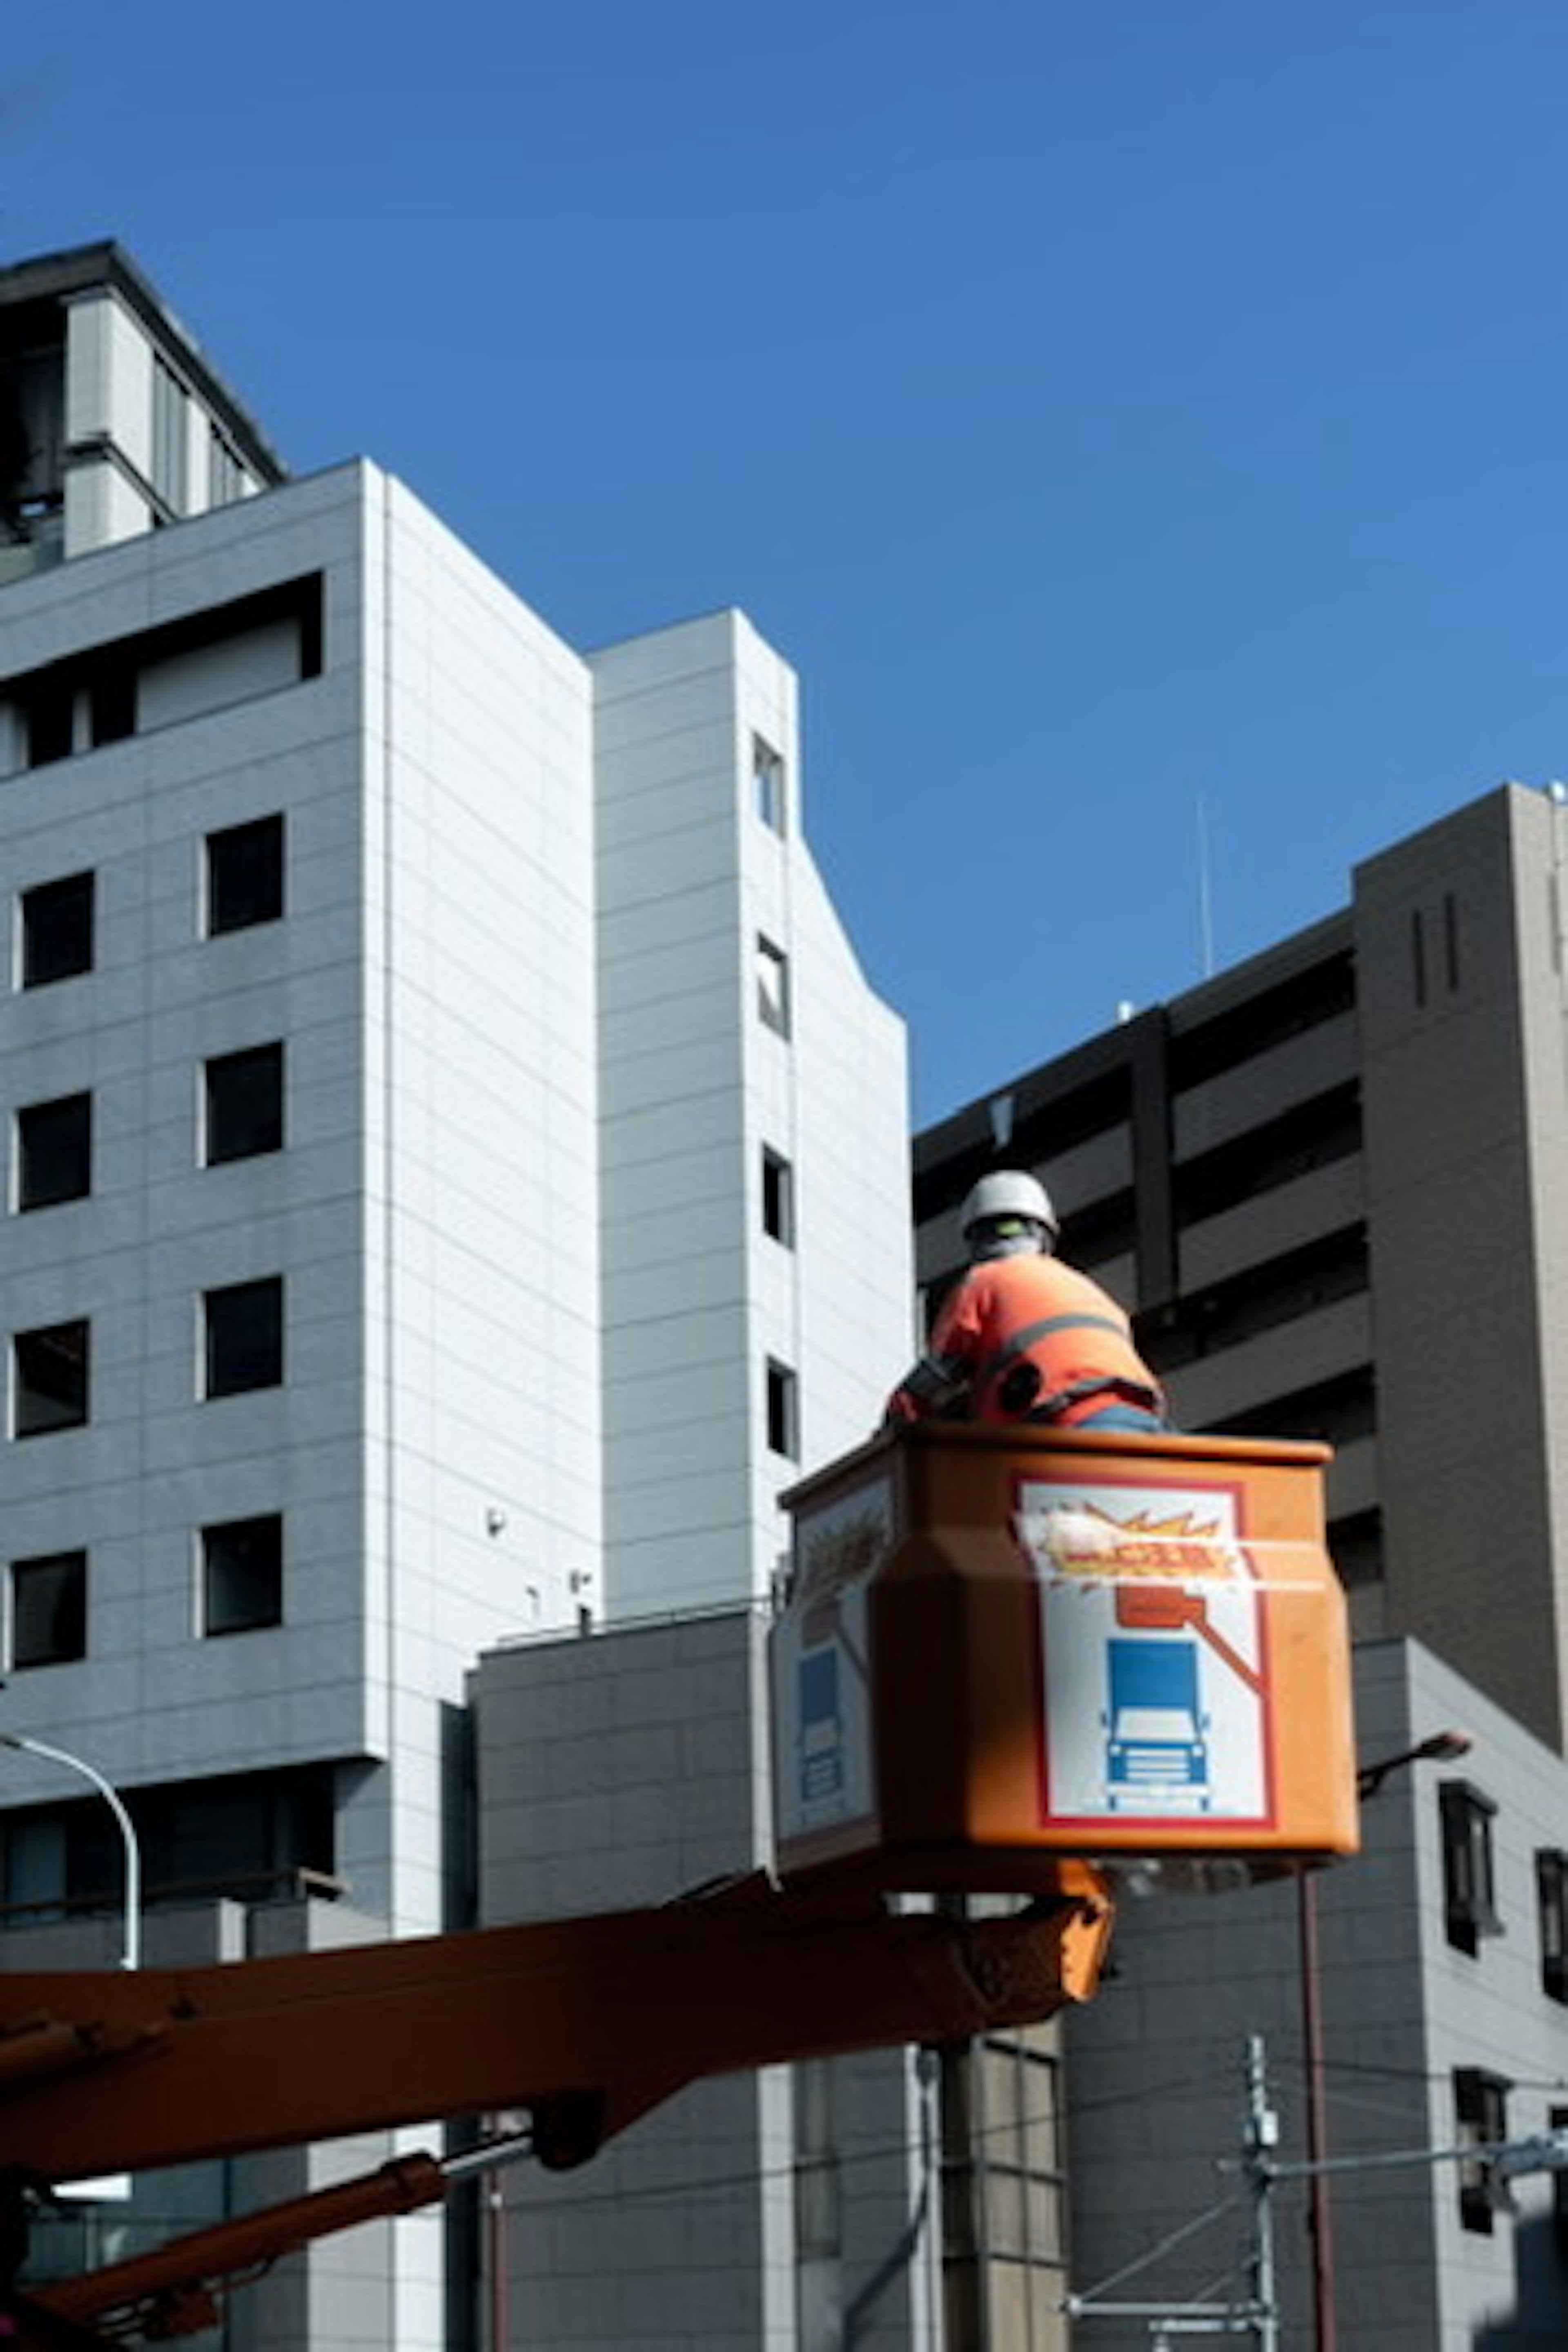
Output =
[{"x1": 970, "y1": 1219, "x2": 1044, "y2": 1263}]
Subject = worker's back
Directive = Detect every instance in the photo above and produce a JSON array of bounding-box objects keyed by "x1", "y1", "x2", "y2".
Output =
[{"x1": 930, "y1": 1251, "x2": 1159, "y2": 1426}]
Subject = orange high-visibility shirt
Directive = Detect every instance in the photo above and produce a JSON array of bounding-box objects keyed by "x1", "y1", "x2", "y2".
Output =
[{"x1": 921, "y1": 1253, "x2": 1161, "y2": 1426}]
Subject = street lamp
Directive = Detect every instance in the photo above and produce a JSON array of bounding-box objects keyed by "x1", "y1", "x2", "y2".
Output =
[
  {"x1": 0, "y1": 1733, "x2": 142, "y2": 1971},
  {"x1": 1299, "y1": 1726, "x2": 1473, "y2": 2352}
]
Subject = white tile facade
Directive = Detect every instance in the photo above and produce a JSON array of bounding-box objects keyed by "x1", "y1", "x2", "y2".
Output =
[
  {"x1": 0, "y1": 245, "x2": 915, "y2": 2350},
  {"x1": 594, "y1": 611, "x2": 910, "y2": 1617}
]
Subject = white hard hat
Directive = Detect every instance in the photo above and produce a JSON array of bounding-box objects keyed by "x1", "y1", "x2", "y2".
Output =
[{"x1": 960, "y1": 1170, "x2": 1058, "y2": 1257}]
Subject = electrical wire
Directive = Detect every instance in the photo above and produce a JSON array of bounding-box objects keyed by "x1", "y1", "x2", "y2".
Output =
[{"x1": 1069, "y1": 2189, "x2": 1244, "y2": 2304}]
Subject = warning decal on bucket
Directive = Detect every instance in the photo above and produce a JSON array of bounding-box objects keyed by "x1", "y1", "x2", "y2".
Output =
[{"x1": 1014, "y1": 1473, "x2": 1276, "y2": 1831}]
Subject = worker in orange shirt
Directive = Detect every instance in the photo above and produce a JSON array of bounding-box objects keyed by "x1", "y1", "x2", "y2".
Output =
[{"x1": 887, "y1": 1171, "x2": 1167, "y2": 1434}]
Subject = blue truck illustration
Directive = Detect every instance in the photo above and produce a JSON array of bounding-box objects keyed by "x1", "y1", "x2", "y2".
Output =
[
  {"x1": 1102, "y1": 1637, "x2": 1211, "y2": 1810},
  {"x1": 798, "y1": 1647, "x2": 844, "y2": 1806}
]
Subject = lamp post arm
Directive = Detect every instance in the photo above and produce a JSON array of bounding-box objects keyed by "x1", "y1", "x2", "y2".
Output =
[{"x1": 0, "y1": 1735, "x2": 140, "y2": 1971}]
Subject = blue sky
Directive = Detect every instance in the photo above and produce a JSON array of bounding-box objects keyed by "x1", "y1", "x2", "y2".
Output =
[{"x1": 9, "y1": 2, "x2": 1568, "y2": 1124}]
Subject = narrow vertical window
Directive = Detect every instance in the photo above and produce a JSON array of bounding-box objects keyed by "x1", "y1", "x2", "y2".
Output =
[
  {"x1": 1454, "y1": 2066, "x2": 1511, "y2": 2233},
  {"x1": 89, "y1": 657, "x2": 136, "y2": 747},
  {"x1": 23, "y1": 679, "x2": 76, "y2": 767},
  {"x1": 16, "y1": 1093, "x2": 92, "y2": 1210},
  {"x1": 1537, "y1": 1850, "x2": 1568, "y2": 2002},
  {"x1": 19, "y1": 873, "x2": 94, "y2": 987},
  {"x1": 209, "y1": 427, "x2": 245, "y2": 508},
  {"x1": 205, "y1": 814, "x2": 285, "y2": 936},
  {"x1": 1440, "y1": 1780, "x2": 1501, "y2": 1955},
  {"x1": 1410, "y1": 909, "x2": 1427, "y2": 1007},
  {"x1": 762, "y1": 1147, "x2": 795, "y2": 1246},
  {"x1": 766, "y1": 1358, "x2": 799, "y2": 1460},
  {"x1": 794, "y1": 2057, "x2": 841, "y2": 2271},
  {"x1": 151, "y1": 355, "x2": 188, "y2": 509},
  {"x1": 753, "y1": 735, "x2": 786, "y2": 834},
  {"x1": 204, "y1": 1043, "x2": 285, "y2": 1165},
  {"x1": 757, "y1": 935, "x2": 791, "y2": 1038}
]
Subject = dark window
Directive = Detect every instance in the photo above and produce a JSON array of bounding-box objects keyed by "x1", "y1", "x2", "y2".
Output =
[
  {"x1": 13, "y1": 1320, "x2": 89, "y2": 1437},
  {"x1": 1140, "y1": 1226, "x2": 1370, "y2": 1375},
  {"x1": 1058, "y1": 1188, "x2": 1138, "y2": 1272},
  {"x1": 10, "y1": 1551, "x2": 86, "y2": 1668},
  {"x1": 1537, "y1": 1851, "x2": 1568, "y2": 2003},
  {"x1": 1441, "y1": 1780, "x2": 1502, "y2": 1956},
  {"x1": 203, "y1": 1278, "x2": 283, "y2": 1398},
  {"x1": 1455, "y1": 2066, "x2": 1511, "y2": 2233},
  {"x1": 19, "y1": 872, "x2": 94, "y2": 987},
  {"x1": 753, "y1": 735, "x2": 786, "y2": 833},
  {"x1": 16, "y1": 1093, "x2": 91, "y2": 1210},
  {"x1": 1197, "y1": 1368, "x2": 1377, "y2": 1450},
  {"x1": 151, "y1": 355, "x2": 187, "y2": 507},
  {"x1": 757, "y1": 935, "x2": 791, "y2": 1037},
  {"x1": 201, "y1": 1514, "x2": 283, "y2": 1635},
  {"x1": 1167, "y1": 947, "x2": 1356, "y2": 1090},
  {"x1": 204, "y1": 1043, "x2": 284, "y2": 1165},
  {"x1": 206, "y1": 813, "x2": 284, "y2": 936},
  {"x1": 1173, "y1": 1084, "x2": 1363, "y2": 1228},
  {"x1": 766, "y1": 1357, "x2": 799, "y2": 1459},
  {"x1": 24, "y1": 679, "x2": 74, "y2": 766},
  {"x1": 762, "y1": 1147, "x2": 795, "y2": 1246},
  {"x1": 89, "y1": 659, "x2": 136, "y2": 747},
  {"x1": 209, "y1": 428, "x2": 245, "y2": 508}
]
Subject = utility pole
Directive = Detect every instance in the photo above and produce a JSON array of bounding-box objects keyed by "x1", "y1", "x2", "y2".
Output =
[
  {"x1": 1242, "y1": 2036, "x2": 1279, "y2": 2352},
  {"x1": 1064, "y1": 2038, "x2": 1282, "y2": 2343}
]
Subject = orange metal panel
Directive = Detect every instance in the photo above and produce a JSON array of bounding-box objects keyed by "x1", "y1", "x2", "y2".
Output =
[
  {"x1": 773, "y1": 1423, "x2": 1358, "y2": 1893},
  {"x1": 0, "y1": 1877, "x2": 1111, "y2": 2186}
]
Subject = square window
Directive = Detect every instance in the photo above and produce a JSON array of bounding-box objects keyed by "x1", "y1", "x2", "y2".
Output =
[
  {"x1": 16, "y1": 1093, "x2": 91, "y2": 1211},
  {"x1": 204, "y1": 1043, "x2": 284, "y2": 1165},
  {"x1": 753, "y1": 735, "x2": 786, "y2": 834},
  {"x1": 19, "y1": 872, "x2": 94, "y2": 988},
  {"x1": 201, "y1": 1514, "x2": 282, "y2": 1635},
  {"x1": 757, "y1": 935, "x2": 791, "y2": 1038},
  {"x1": 13, "y1": 1320, "x2": 89, "y2": 1437},
  {"x1": 1441, "y1": 1780, "x2": 1502, "y2": 1956},
  {"x1": 10, "y1": 1551, "x2": 86, "y2": 1669},
  {"x1": 203, "y1": 1278, "x2": 283, "y2": 1398},
  {"x1": 762, "y1": 1147, "x2": 795, "y2": 1246},
  {"x1": 766, "y1": 1357, "x2": 799, "y2": 1460},
  {"x1": 206, "y1": 813, "x2": 284, "y2": 936}
]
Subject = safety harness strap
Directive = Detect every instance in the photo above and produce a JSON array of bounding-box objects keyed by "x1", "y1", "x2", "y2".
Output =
[
  {"x1": 1027, "y1": 1374, "x2": 1165, "y2": 1422},
  {"x1": 977, "y1": 1312, "x2": 1130, "y2": 1391}
]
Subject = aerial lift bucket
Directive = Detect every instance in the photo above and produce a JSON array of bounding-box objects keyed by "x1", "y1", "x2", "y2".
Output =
[{"x1": 771, "y1": 1421, "x2": 1358, "y2": 1896}]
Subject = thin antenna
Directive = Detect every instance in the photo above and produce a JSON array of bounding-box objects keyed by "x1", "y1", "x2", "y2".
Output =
[{"x1": 1196, "y1": 796, "x2": 1216, "y2": 980}]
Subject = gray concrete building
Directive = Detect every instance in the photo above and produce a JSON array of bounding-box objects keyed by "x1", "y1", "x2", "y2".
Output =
[{"x1": 1065, "y1": 1637, "x2": 1568, "y2": 2350}]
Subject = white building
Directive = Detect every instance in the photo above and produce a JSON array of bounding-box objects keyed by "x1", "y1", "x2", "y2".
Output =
[{"x1": 0, "y1": 243, "x2": 912, "y2": 2348}]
